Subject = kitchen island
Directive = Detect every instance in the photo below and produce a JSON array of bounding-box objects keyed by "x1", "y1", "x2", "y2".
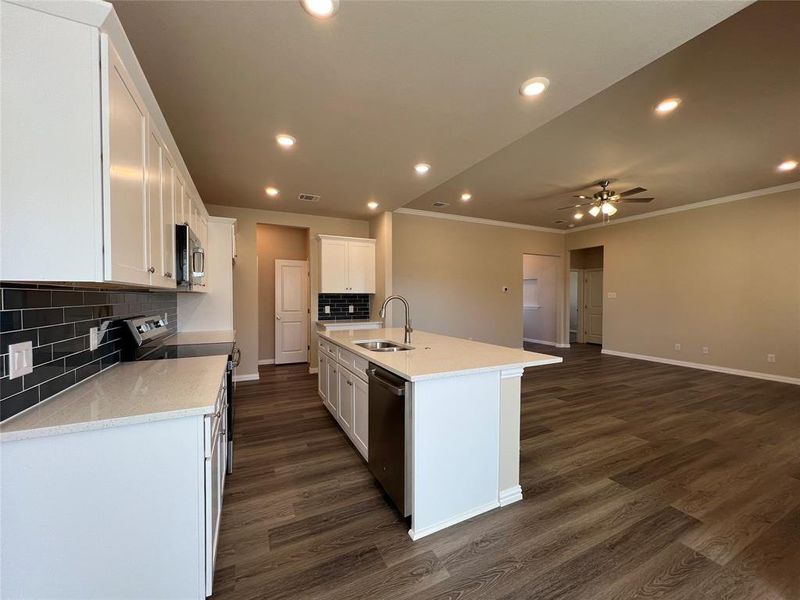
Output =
[{"x1": 317, "y1": 327, "x2": 562, "y2": 540}]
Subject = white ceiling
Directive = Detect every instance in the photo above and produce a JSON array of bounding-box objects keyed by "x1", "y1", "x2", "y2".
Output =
[{"x1": 113, "y1": 0, "x2": 750, "y2": 220}]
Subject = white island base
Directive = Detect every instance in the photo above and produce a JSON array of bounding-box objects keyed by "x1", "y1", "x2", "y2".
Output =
[
  {"x1": 317, "y1": 327, "x2": 561, "y2": 541},
  {"x1": 408, "y1": 367, "x2": 525, "y2": 540}
]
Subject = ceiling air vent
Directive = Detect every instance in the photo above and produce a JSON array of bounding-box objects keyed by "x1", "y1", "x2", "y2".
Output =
[
  {"x1": 553, "y1": 219, "x2": 566, "y2": 224},
  {"x1": 298, "y1": 193, "x2": 320, "y2": 202},
  {"x1": 432, "y1": 201, "x2": 450, "y2": 208}
]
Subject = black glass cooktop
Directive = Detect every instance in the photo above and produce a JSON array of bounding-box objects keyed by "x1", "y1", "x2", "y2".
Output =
[{"x1": 139, "y1": 342, "x2": 235, "y2": 361}]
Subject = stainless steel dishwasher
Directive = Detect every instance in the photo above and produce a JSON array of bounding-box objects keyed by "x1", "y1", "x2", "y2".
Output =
[{"x1": 367, "y1": 364, "x2": 409, "y2": 517}]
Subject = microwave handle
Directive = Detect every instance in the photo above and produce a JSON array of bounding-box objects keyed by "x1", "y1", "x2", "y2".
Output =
[{"x1": 192, "y1": 248, "x2": 205, "y2": 276}]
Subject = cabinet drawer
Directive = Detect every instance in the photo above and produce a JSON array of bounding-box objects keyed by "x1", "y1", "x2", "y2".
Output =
[
  {"x1": 337, "y1": 347, "x2": 368, "y2": 382},
  {"x1": 318, "y1": 338, "x2": 337, "y2": 357}
]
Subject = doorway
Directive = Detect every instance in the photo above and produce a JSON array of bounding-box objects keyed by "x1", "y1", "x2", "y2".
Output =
[
  {"x1": 522, "y1": 254, "x2": 560, "y2": 346},
  {"x1": 256, "y1": 224, "x2": 309, "y2": 365},
  {"x1": 569, "y1": 246, "x2": 604, "y2": 345}
]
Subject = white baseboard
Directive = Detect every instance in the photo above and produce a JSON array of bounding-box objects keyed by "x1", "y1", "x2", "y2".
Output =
[
  {"x1": 499, "y1": 485, "x2": 523, "y2": 507},
  {"x1": 408, "y1": 500, "x2": 499, "y2": 541},
  {"x1": 601, "y1": 349, "x2": 800, "y2": 386},
  {"x1": 232, "y1": 373, "x2": 259, "y2": 383},
  {"x1": 524, "y1": 338, "x2": 570, "y2": 349},
  {"x1": 308, "y1": 367, "x2": 319, "y2": 375},
  {"x1": 257, "y1": 358, "x2": 275, "y2": 366}
]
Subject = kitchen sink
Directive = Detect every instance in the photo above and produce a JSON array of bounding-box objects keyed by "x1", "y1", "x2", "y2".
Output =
[{"x1": 355, "y1": 340, "x2": 413, "y2": 352}]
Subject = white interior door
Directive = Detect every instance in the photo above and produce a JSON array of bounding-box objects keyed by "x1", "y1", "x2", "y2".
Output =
[
  {"x1": 275, "y1": 259, "x2": 309, "y2": 364},
  {"x1": 583, "y1": 268, "x2": 603, "y2": 345}
]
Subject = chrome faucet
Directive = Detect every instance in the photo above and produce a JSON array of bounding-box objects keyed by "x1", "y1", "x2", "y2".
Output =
[{"x1": 379, "y1": 295, "x2": 413, "y2": 344}]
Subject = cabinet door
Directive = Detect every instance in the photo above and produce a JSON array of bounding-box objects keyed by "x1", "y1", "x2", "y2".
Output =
[
  {"x1": 174, "y1": 175, "x2": 186, "y2": 225},
  {"x1": 346, "y1": 241, "x2": 376, "y2": 293},
  {"x1": 338, "y1": 369, "x2": 355, "y2": 433},
  {"x1": 320, "y1": 238, "x2": 348, "y2": 293},
  {"x1": 352, "y1": 376, "x2": 368, "y2": 459},
  {"x1": 105, "y1": 43, "x2": 150, "y2": 286},
  {"x1": 318, "y1": 352, "x2": 328, "y2": 403},
  {"x1": 325, "y1": 359, "x2": 338, "y2": 416},
  {"x1": 160, "y1": 151, "x2": 176, "y2": 285},
  {"x1": 146, "y1": 129, "x2": 164, "y2": 286}
]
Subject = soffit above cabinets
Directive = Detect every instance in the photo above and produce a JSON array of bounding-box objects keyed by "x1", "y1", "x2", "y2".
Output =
[{"x1": 112, "y1": 0, "x2": 749, "y2": 221}]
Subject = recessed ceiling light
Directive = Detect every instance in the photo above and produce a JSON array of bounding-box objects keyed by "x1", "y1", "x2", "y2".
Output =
[
  {"x1": 367, "y1": 201, "x2": 379, "y2": 210},
  {"x1": 568, "y1": 224, "x2": 575, "y2": 228},
  {"x1": 519, "y1": 76, "x2": 550, "y2": 97},
  {"x1": 655, "y1": 97, "x2": 681, "y2": 114},
  {"x1": 777, "y1": 159, "x2": 798, "y2": 172},
  {"x1": 573, "y1": 212, "x2": 583, "y2": 220},
  {"x1": 300, "y1": 0, "x2": 339, "y2": 19},
  {"x1": 265, "y1": 187, "x2": 279, "y2": 197},
  {"x1": 461, "y1": 192, "x2": 472, "y2": 202},
  {"x1": 414, "y1": 162, "x2": 431, "y2": 175},
  {"x1": 276, "y1": 134, "x2": 296, "y2": 148}
]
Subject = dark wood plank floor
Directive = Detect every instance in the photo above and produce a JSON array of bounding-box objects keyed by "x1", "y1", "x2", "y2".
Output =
[{"x1": 214, "y1": 344, "x2": 800, "y2": 599}]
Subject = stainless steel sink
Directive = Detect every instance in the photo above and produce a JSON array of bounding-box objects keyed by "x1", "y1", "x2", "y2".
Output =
[{"x1": 355, "y1": 340, "x2": 413, "y2": 352}]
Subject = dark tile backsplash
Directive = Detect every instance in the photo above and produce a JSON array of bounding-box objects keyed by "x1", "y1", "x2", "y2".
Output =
[
  {"x1": 317, "y1": 294, "x2": 371, "y2": 321},
  {"x1": 0, "y1": 283, "x2": 177, "y2": 421}
]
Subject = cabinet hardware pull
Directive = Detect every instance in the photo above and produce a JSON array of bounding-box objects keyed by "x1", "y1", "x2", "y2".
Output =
[
  {"x1": 165, "y1": 271, "x2": 172, "y2": 278},
  {"x1": 148, "y1": 266, "x2": 155, "y2": 273}
]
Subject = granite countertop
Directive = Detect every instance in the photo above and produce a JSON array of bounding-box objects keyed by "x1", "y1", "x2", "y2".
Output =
[
  {"x1": 318, "y1": 328, "x2": 562, "y2": 381},
  {"x1": 0, "y1": 355, "x2": 228, "y2": 442},
  {"x1": 165, "y1": 330, "x2": 236, "y2": 345}
]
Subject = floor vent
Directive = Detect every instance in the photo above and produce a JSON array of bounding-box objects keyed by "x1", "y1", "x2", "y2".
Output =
[{"x1": 298, "y1": 193, "x2": 320, "y2": 202}]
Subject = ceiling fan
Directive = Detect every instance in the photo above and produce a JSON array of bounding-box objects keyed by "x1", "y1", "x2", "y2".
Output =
[{"x1": 558, "y1": 180, "x2": 653, "y2": 218}]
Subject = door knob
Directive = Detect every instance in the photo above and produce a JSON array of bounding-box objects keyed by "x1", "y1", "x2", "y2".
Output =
[{"x1": 276, "y1": 315, "x2": 281, "y2": 320}]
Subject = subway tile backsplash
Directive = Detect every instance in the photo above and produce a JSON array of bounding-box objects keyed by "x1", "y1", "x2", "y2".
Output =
[
  {"x1": 0, "y1": 283, "x2": 177, "y2": 421},
  {"x1": 317, "y1": 293, "x2": 371, "y2": 321}
]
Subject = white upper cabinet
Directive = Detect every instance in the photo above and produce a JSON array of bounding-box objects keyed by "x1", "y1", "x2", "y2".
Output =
[
  {"x1": 0, "y1": 2, "x2": 206, "y2": 289},
  {"x1": 319, "y1": 235, "x2": 376, "y2": 294},
  {"x1": 105, "y1": 42, "x2": 150, "y2": 286}
]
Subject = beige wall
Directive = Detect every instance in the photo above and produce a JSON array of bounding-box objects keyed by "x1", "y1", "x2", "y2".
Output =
[
  {"x1": 206, "y1": 204, "x2": 369, "y2": 378},
  {"x1": 569, "y1": 246, "x2": 604, "y2": 269},
  {"x1": 256, "y1": 224, "x2": 308, "y2": 362},
  {"x1": 369, "y1": 212, "x2": 393, "y2": 320},
  {"x1": 565, "y1": 188, "x2": 800, "y2": 379},
  {"x1": 523, "y1": 254, "x2": 559, "y2": 344},
  {"x1": 392, "y1": 212, "x2": 566, "y2": 348}
]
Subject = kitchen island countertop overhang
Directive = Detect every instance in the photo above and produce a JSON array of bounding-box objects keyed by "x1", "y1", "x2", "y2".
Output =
[{"x1": 318, "y1": 327, "x2": 562, "y2": 381}]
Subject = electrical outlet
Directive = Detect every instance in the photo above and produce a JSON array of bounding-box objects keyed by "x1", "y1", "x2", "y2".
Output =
[
  {"x1": 324, "y1": 305, "x2": 330, "y2": 314},
  {"x1": 607, "y1": 292, "x2": 617, "y2": 299},
  {"x1": 674, "y1": 343, "x2": 681, "y2": 351},
  {"x1": 767, "y1": 353, "x2": 776, "y2": 363},
  {"x1": 90, "y1": 327, "x2": 99, "y2": 351},
  {"x1": 702, "y1": 346, "x2": 709, "y2": 355},
  {"x1": 163, "y1": 312, "x2": 169, "y2": 324},
  {"x1": 348, "y1": 305, "x2": 354, "y2": 313},
  {"x1": 8, "y1": 341, "x2": 34, "y2": 379}
]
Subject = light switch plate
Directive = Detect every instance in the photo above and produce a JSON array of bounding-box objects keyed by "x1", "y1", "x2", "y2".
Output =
[
  {"x1": 8, "y1": 341, "x2": 34, "y2": 379},
  {"x1": 607, "y1": 292, "x2": 617, "y2": 299},
  {"x1": 324, "y1": 305, "x2": 330, "y2": 314}
]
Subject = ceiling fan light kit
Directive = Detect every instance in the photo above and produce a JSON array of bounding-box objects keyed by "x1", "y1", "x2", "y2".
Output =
[{"x1": 558, "y1": 179, "x2": 654, "y2": 224}]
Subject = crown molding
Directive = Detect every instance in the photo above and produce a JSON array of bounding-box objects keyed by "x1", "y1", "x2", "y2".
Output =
[
  {"x1": 393, "y1": 208, "x2": 565, "y2": 235},
  {"x1": 568, "y1": 181, "x2": 800, "y2": 233}
]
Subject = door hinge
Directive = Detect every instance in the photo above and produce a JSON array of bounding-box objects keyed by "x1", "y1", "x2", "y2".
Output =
[{"x1": 308, "y1": 345, "x2": 310, "y2": 350}]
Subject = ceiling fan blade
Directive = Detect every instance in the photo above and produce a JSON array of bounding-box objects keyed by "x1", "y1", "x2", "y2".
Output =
[
  {"x1": 572, "y1": 195, "x2": 594, "y2": 200},
  {"x1": 557, "y1": 202, "x2": 590, "y2": 210},
  {"x1": 619, "y1": 197, "x2": 654, "y2": 203},
  {"x1": 618, "y1": 186, "x2": 647, "y2": 197}
]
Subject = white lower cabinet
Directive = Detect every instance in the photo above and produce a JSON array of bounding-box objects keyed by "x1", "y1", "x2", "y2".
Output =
[
  {"x1": 318, "y1": 337, "x2": 369, "y2": 460},
  {"x1": 0, "y1": 375, "x2": 228, "y2": 600}
]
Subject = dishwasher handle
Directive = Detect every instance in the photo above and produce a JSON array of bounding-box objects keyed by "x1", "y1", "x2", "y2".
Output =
[{"x1": 367, "y1": 368, "x2": 406, "y2": 396}]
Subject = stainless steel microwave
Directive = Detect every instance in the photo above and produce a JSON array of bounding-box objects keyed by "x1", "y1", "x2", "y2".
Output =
[{"x1": 175, "y1": 224, "x2": 206, "y2": 290}]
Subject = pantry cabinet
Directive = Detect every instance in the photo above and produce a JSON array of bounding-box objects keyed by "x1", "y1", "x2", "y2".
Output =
[
  {"x1": 0, "y1": 1, "x2": 206, "y2": 290},
  {"x1": 318, "y1": 235, "x2": 376, "y2": 294}
]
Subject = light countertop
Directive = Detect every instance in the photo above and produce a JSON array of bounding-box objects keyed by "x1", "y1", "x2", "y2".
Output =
[
  {"x1": 318, "y1": 328, "x2": 562, "y2": 381},
  {"x1": 0, "y1": 355, "x2": 228, "y2": 442},
  {"x1": 165, "y1": 330, "x2": 236, "y2": 345}
]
